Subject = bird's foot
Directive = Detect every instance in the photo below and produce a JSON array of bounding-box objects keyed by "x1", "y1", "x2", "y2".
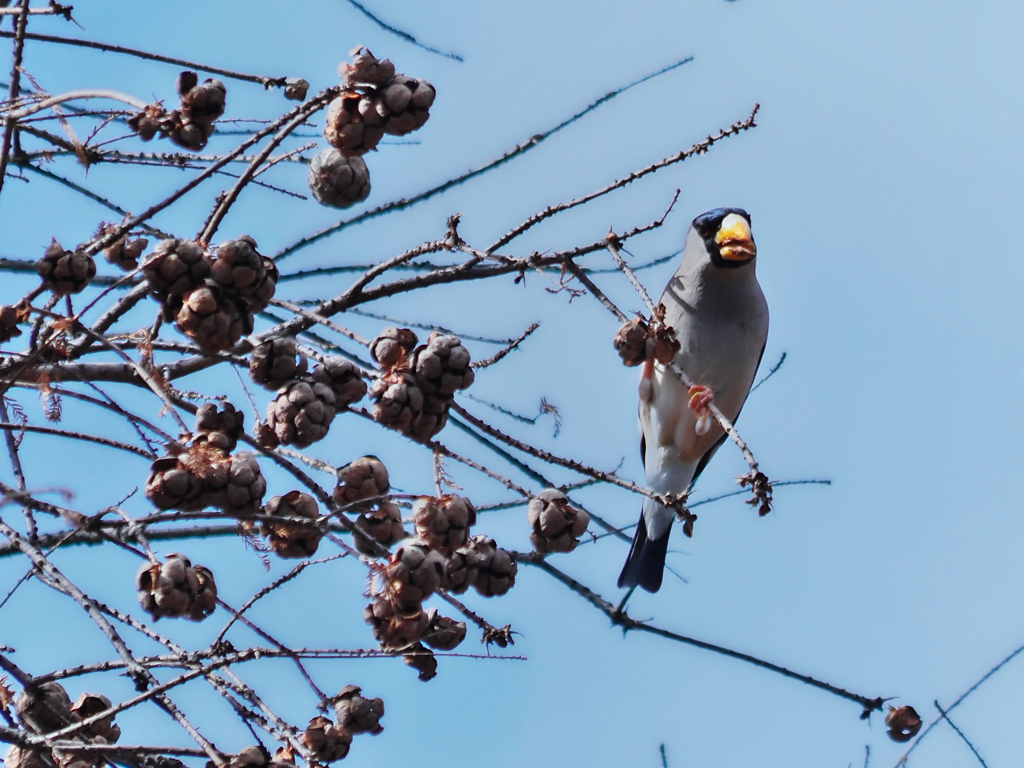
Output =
[{"x1": 688, "y1": 385, "x2": 714, "y2": 435}]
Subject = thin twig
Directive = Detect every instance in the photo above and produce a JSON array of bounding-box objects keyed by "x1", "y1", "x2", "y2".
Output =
[{"x1": 934, "y1": 701, "x2": 988, "y2": 768}]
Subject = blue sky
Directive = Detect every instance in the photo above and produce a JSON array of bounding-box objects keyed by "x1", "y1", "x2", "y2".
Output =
[{"x1": 2, "y1": 1, "x2": 1024, "y2": 766}]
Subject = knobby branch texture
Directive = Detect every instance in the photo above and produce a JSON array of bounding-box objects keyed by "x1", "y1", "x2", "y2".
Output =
[{"x1": 0, "y1": 8, "x2": 904, "y2": 768}]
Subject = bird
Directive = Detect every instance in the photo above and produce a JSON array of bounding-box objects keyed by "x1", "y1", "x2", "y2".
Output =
[{"x1": 617, "y1": 207, "x2": 769, "y2": 593}]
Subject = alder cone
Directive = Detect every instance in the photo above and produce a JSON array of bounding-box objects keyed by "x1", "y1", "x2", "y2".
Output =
[
  {"x1": 249, "y1": 336, "x2": 307, "y2": 390},
  {"x1": 193, "y1": 401, "x2": 245, "y2": 452},
  {"x1": 386, "y1": 539, "x2": 445, "y2": 603},
  {"x1": 146, "y1": 455, "x2": 206, "y2": 511},
  {"x1": 886, "y1": 705, "x2": 922, "y2": 742},
  {"x1": 37, "y1": 239, "x2": 96, "y2": 296},
  {"x1": 0, "y1": 304, "x2": 23, "y2": 342},
  {"x1": 261, "y1": 491, "x2": 322, "y2": 558},
  {"x1": 324, "y1": 92, "x2": 385, "y2": 156},
  {"x1": 308, "y1": 148, "x2": 371, "y2": 209},
  {"x1": 303, "y1": 715, "x2": 351, "y2": 762},
  {"x1": 352, "y1": 501, "x2": 406, "y2": 555},
  {"x1": 403, "y1": 642, "x2": 437, "y2": 682},
  {"x1": 378, "y1": 75, "x2": 435, "y2": 136},
  {"x1": 369, "y1": 326, "x2": 418, "y2": 370},
  {"x1": 142, "y1": 238, "x2": 210, "y2": 313},
  {"x1": 266, "y1": 379, "x2": 337, "y2": 448},
  {"x1": 4, "y1": 747, "x2": 49, "y2": 768},
  {"x1": 334, "y1": 455, "x2": 389, "y2": 508},
  {"x1": 203, "y1": 452, "x2": 267, "y2": 518},
  {"x1": 527, "y1": 488, "x2": 590, "y2": 553},
  {"x1": 15, "y1": 681, "x2": 76, "y2": 732},
  {"x1": 136, "y1": 553, "x2": 217, "y2": 621},
  {"x1": 176, "y1": 282, "x2": 251, "y2": 353},
  {"x1": 311, "y1": 357, "x2": 367, "y2": 407},
  {"x1": 178, "y1": 72, "x2": 226, "y2": 127},
  {"x1": 614, "y1": 318, "x2": 648, "y2": 367},
  {"x1": 102, "y1": 232, "x2": 148, "y2": 271},
  {"x1": 227, "y1": 746, "x2": 293, "y2": 768},
  {"x1": 71, "y1": 693, "x2": 121, "y2": 743},
  {"x1": 369, "y1": 370, "x2": 423, "y2": 434},
  {"x1": 463, "y1": 534, "x2": 517, "y2": 597},
  {"x1": 413, "y1": 495, "x2": 477, "y2": 555},
  {"x1": 412, "y1": 333, "x2": 474, "y2": 397},
  {"x1": 209, "y1": 235, "x2": 277, "y2": 311},
  {"x1": 284, "y1": 77, "x2": 309, "y2": 101},
  {"x1": 364, "y1": 594, "x2": 429, "y2": 648},
  {"x1": 422, "y1": 607, "x2": 466, "y2": 651},
  {"x1": 440, "y1": 547, "x2": 476, "y2": 594},
  {"x1": 333, "y1": 685, "x2": 384, "y2": 735},
  {"x1": 341, "y1": 47, "x2": 396, "y2": 87}
]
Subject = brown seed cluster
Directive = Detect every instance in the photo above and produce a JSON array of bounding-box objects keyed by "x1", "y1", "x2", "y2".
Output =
[
  {"x1": 261, "y1": 490, "x2": 322, "y2": 558},
  {"x1": 193, "y1": 401, "x2": 245, "y2": 451},
  {"x1": 334, "y1": 455, "x2": 389, "y2": 508},
  {"x1": 308, "y1": 148, "x2": 370, "y2": 209},
  {"x1": 0, "y1": 304, "x2": 25, "y2": 343},
  {"x1": 303, "y1": 715, "x2": 352, "y2": 762},
  {"x1": 9, "y1": 683, "x2": 121, "y2": 768},
  {"x1": 98, "y1": 224, "x2": 148, "y2": 271},
  {"x1": 249, "y1": 336, "x2": 308, "y2": 390},
  {"x1": 136, "y1": 553, "x2": 217, "y2": 621},
  {"x1": 227, "y1": 746, "x2": 295, "y2": 768},
  {"x1": 527, "y1": 488, "x2": 591, "y2": 553},
  {"x1": 613, "y1": 310, "x2": 681, "y2": 368},
  {"x1": 885, "y1": 705, "x2": 922, "y2": 742},
  {"x1": 402, "y1": 643, "x2": 437, "y2": 682},
  {"x1": 333, "y1": 685, "x2": 384, "y2": 735},
  {"x1": 412, "y1": 495, "x2": 477, "y2": 555},
  {"x1": 127, "y1": 71, "x2": 226, "y2": 150},
  {"x1": 141, "y1": 236, "x2": 277, "y2": 353},
  {"x1": 261, "y1": 358, "x2": 367, "y2": 449},
  {"x1": 353, "y1": 500, "x2": 407, "y2": 555},
  {"x1": 458, "y1": 534, "x2": 518, "y2": 597},
  {"x1": 36, "y1": 238, "x2": 96, "y2": 296},
  {"x1": 368, "y1": 328, "x2": 474, "y2": 441}
]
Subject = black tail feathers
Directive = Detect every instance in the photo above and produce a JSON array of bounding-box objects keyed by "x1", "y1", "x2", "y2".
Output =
[{"x1": 617, "y1": 512, "x2": 670, "y2": 593}]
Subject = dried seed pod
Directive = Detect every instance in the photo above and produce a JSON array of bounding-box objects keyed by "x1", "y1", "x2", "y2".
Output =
[
  {"x1": 164, "y1": 109, "x2": 215, "y2": 150},
  {"x1": 403, "y1": 642, "x2": 437, "y2": 682},
  {"x1": 227, "y1": 746, "x2": 270, "y2": 768},
  {"x1": 136, "y1": 553, "x2": 217, "y2": 621},
  {"x1": 412, "y1": 333, "x2": 474, "y2": 397},
  {"x1": 249, "y1": 336, "x2": 307, "y2": 391},
  {"x1": 204, "y1": 452, "x2": 267, "y2": 518},
  {"x1": 141, "y1": 238, "x2": 210, "y2": 312},
  {"x1": 650, "y1": 323, "x2": 681, "y2": 364},
  {"x1": 369, "y1": 370, "x2": 423, "y2": 434},
  {"x1": 886, "y1": 705, "x2": 923, "y2": 742},
  {"x1": 324, "y1": 92, "x2": 385, "y2": 156},
  {"x1": 364, "y1": 593, "x2": 429, "y2": 648},
  {"x1": 145, "y1": 455, "x2": 206, "y2": 511},
  {"x1": 422, "y1": 608, "x2": 466, "y2": 651},
  {"x1": 407, "y1": 394, "x2": 449, "y2": 442},
  {"x1": 333, "y1": 685, "x2": 384, "y2": 735},
  {"x1": 369, "y1": 326, "x2": 418, "y2": 370},
  {"x1": 308, "y1": 148, "x2": 371, "y2": 209},
  {"x1": 254, "y1": 419, "x2": 280, "y2": 449},
  {"x1": 261, "y1": 491, "x2": 322, "y2": 558},
  {"x1": 102, "y1": 230, "x2": 149, "y2": 271},
  {"x1": 266, "y1": 378, "x2": 337, "y2": 448},
  {"x1": 0, "y1": 304, "x2": 24, "y2": 343},
  {"x1": 341, "y1": 47, "x2": 396, "y2": 87},
  {"x1": 413, "y1": 495, "x2": 477, "y2": 555},
  {"x1": 386, "y1": 539, "x2": 445, "y2": 603},
  {"x1": 15, "y1": 681, "x2": 76, "y2": 732},
  {"x1": 334, "y1": 455, "x2": 389, "y2": 508},
  {"x1": 37, "y1": 239, "x2": 96, "y2": 296},
  {"x1": 194, "y1": 401, "x2": 245, "y2": 452},
  {"x1": 4, "y1": 746, "x2": 49, "y2": 768},
  {"x1": 440, "y1": 548, "x2": 476, "y2": 594},
  {"x1": 303, "y1": 715, "x2": 351, "y2": 762},
  {"x1": 284, "y1": 78, "x2": 310, "y2": 101},
  {"x1": 527, "y1": 488, "x2": 591, "y2": 554},
  {"x1": 127, "y1": 104, "x2": 166, "y2": 142},
  {"x1": 352, "y1": 501, "x2": 406, "y2": 554},
  {"x1": 176, "y1": 282, "x2": 251, "y2": 353},
  {"x1": 70, "y1": 693, "x2": 121, "y2": 743},
  {"x1": 311, "y1": 357, "x2": 368, "y2": 407},
  {"x1": 209, "y1": 236, "x2": 275, "y2": 310},
  {"x1": 378, "y1": 75, "x2": 435, "y2": 136},
  {"x1": 614, "y1": 318, "x2": 649, "y2": 367},
  {"x1": 178, "y1": 72, "x2": 226, "y2": 127},
  {"x1": 463, "y1": 534, "x2": 517, "y2": 597}
]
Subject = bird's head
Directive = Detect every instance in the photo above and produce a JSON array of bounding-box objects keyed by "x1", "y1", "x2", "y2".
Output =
[{"x1": 691, "y1": 208, "x2": 756, "y2": 269}]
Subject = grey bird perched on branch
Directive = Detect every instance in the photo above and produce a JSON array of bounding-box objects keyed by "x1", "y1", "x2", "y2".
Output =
[{"x1": 618, "y1": 208, "x2": 769, "y2": 593}]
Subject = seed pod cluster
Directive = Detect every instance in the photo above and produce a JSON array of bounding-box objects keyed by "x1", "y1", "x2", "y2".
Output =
[
  {"x1": 128, "y1": 72, "x2": 226, "y2": 150},
  {"x1": 36, "y1": 238, "x2": 96, "y2": 296},
  {"x1": 10, "y1": 683, "x2": 121, "y2": 768},
  {"x1": 308, "y1": 148, "x2": 370, "y2": 209},
  {"x1": 136, "y1": 553, "x2": 217, "y2": 621},
  {"x1": 352, "y1": 500, "x2": 406, "y2": 555},
  {"x1": 262, "y1": 358, "x2": 366, "y2": 449},
  {"x1": 412, "y1": 495, "x2": 477, "y2": 555},
  {"x1": 98, "y1": 224, "x2": 148, "y2": 271},
  {"x1": 141, "y1": 235, "x2": 277, "y2": 353},
  {"x1": 403, "y1": 642, "x2": 438, "y2": 681},
  {"x1": 303, "y1": 715, "x2": 352, "y2": 762},
  {"x1": 70, "y1": 693, "x2": 122, "y2": 743},
  {"x1": 261, "y1": 490, "x2": 322, "y2": 558},
  {"x1": 386, "y1": 539, "x2": 445, "y2": 604},
  {"x1": 421, "y1": 607, "x2": 466, "y2": 651},
  {"x1": 0, "y1": 304, "x2": 24, "y2": 343},
  {"x1": 368, "y1": 328, "x2": 474, "y2": 441},
  {"x1": 333, "y1": 685, "x2": 384, "y2": 735},
  {"x1": 227, "y1": 746, "x2": 295, "y2": 768},
  {"x1": 334, "y1": 455, "x2": 389, "y2": 508},
  {"x1": 445, "y1": 534, "x2": 517, "y2": 597},
  {"x1": 527, "y1": 488, "x2": 591, "y2": 553},
  {"x1": 614, "y1": 309, "x2": 681, "y2": 368},
  {"x1": 249, "y1": 336, "x2": 308, "y2": 390},
  {"x1": 193, "y1": 401, "x2": 245, "y2": 451},
  {"x1": 364, "y1": 592, "x2": 430, "y2": 648},
  {"x1": 886, "y1": 705, "x2": 922, "y2": 742}
]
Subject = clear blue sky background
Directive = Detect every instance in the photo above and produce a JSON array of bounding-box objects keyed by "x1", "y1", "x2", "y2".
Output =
[{"x1": 2, "y1": 1, "x2": 1023, "y2": 766}]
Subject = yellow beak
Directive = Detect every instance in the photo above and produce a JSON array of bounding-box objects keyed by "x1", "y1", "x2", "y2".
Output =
[{"x1": 715, "y1": 213, "x2": 757, "y2": 262}]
